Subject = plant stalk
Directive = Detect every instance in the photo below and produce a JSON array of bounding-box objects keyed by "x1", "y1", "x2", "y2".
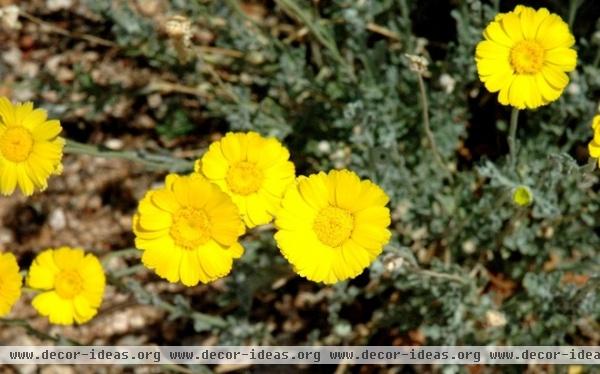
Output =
[
  {"x1": 567, "y1": 0, "x2": 582, "y2": 29},
  {"x1": 508, "y1": 108, "x2": 520, "y2": 168},
  {"x1": 64, "y1": 139, "x2": 195, "y2": 172},
  {"x1": 416, "y1": 74, "x2": 453, "y2": 181},
  {"x1": 101, "y1": 248, "x2": 141, "y2": 266}
]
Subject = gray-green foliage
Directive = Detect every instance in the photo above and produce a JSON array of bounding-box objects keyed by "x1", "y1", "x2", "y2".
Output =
[{"x1": 66, "y1": 0, "x2": 600, "y2": 350}]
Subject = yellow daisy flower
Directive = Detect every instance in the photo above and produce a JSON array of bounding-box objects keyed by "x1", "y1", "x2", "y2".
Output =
[
  {"x1": 0, "y1": 97, "x2": 64, "y2": 196},
  {"x1": 274, "y1": 169, "x2": 391, "y2": 284},
  {"x1": 588, "y1": 115, "x2": 600, "y2": 164},
  {"x1": 0, "y1": 252, "x2": 22, "y2": 317},
  {"x1": 475, "y1": 5, "x2": 577, "y2": 109},
  {"x1": 196, "y1": 132, "x2": 296, "y2": 228},
  {"x1": 27, "y1": 247, "x2": 105, "y2": 325},
  {"x1": 133, "y1": 173, "x2": 245, "y2": 286}
]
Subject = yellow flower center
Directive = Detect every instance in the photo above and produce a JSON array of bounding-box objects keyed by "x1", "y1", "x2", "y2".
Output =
[
  {"x1": 0, "y1": 126, "x2": 34, "y2": 162},
  {"x1": 510, "y1": 40, "x2": 545, "y2": 75},
  {"x1": 54, "y1": 270, "x2": 84, "y2": 299},
  {"x1": 170, "y1": 207, "x2": 211, "y2": 249},
  {"x1": 313, "y1": 206, "x2": 354, "y2": 247},
  {"x1": 226, "y1": 161, "x2": 264, "y2": 195}
]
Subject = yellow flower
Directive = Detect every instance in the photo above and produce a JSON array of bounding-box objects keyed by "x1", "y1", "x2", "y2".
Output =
[
  {"x1": 133, "y1": 173, "x2": 245, "y2": 286},
  {"x1": 588, "y1": 115, "x2": 600, "y2": 163},
  {"x1": 512, "y1": 185, "x2": 533, "y2": 206},
  {"x1": 196, "y1": 132, "x2": 296, "y2": 228},
  {"x1": 27, "y1": 247, "x2": 105, "y2": 325},
  {"x1": 475, "y1": 5, "x2": 577, "y2": 109},
  {"x1": 0, "y1": 252, "x2": 22, "y2": 317},
  {"x1": 0, "y1": 97, "x2": 64, "y2": 196},
  {"x1": 274, "y1": 169, "x2": 391, "y2": 284},
  {"x1": 593, "y1": 115, "x2": 600, "y2": 130}
]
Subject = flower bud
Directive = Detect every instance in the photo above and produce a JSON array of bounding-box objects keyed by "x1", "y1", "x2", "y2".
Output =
[{"x1": 512, "y1": 185, "x2": 533, "y2": 207}]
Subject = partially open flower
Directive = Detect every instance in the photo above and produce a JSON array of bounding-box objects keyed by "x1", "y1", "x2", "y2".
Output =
[{"x1": 513, "y1": 185, "x2": 533, "y2": 207}]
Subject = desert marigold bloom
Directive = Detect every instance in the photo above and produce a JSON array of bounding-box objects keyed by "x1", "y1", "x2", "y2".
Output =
[
  {"x1": 475, "y1": 5, "x2": 577, "y2": 109},
  {"x1": 587, "y1": 115, "x2": 600, "y2": 164},
  {"x1": 27, "y1": 247, "x2": 105, "y2": 325},
  {"x1": 133, "y1": 173, "x2": 245, "y2": 286},
  {"x1": 0, "y1": 97, "x2": 64, "y2": 196},
  {"x1": 0, "y1": 252, "x2": 22, "y2": 317},
  {"x1": 274, "y1": 169, "x2": 391, "y2": 284},
  {"x1": 196, "y1": 132, "x2": 296, "y2": 228}
]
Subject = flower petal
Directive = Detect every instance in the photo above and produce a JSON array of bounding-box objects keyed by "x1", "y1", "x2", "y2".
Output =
[{"x1": 545, "y1": 48, "x2": 577, "y2": 71}]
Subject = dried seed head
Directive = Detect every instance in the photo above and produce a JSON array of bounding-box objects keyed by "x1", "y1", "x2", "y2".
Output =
[
  {"x1": 164, "y1": 15, "x2": 192, "y2": 42},
  {"x1": 405, "y1": 54, "x2": 429, "y2": 74},
  {"x1": 163, "y1": 15, "x2": 192, "y2": 64},
  {"x1": 485, "y1": 310, "x2": 507, "y2": 328},
  {"x1": 382, "y1": 253, "x2": 405, "y2": 273}
]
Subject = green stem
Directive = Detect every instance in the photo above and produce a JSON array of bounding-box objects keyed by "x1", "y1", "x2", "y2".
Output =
[
  {"x1": 415, "y1": 268, "x2": 469, "y2": 284},
  {"x1": 110, "y1": 263, "x2": 146, "y2": 278},
  {"x1": 64, "y1": 139, "x2": 195, "y2": 172},
  {"x1": 0, "y1": 318, "x2": 80, "y2": 345},
  {"x1": 567, "y1": 0, "x2": 581, "y2": 29},
  {"x1": 101, "y1": 248, "x2": 141, "y2": 266},
  {"x1": 386, "y1": 246, "x2": 468, "y2": 284},
  {"x1": 593, "y1": 46, "x2": 600, "y2": 68},
  {"x1": 492, "y1": 0, "x2": 500, "y2": 12},
  {"x1": 416, "y1": 74, "x2": 453, "y2": 181},
  {"x1": 508, "y1": 107, "x2": 520, "y2": 168}
]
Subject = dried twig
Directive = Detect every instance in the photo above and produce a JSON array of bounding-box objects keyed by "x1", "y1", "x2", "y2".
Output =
[{"x1": 19, "y1": 11, "x2": 118, "y2": 47}]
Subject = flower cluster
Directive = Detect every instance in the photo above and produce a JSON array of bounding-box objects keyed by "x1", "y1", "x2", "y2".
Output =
[
  {"x1": 0, "y1": 248, "x2": 105, "y2": 325},
  {"x1": 1, "y1": 4, "x2": 590, "y2": 329},
  {"x1": 0, "y1": 98, "x2": 104, "y2": 325},
  {"x1": 133, "y1": 132, "x2": 392, "y2": 285}
]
